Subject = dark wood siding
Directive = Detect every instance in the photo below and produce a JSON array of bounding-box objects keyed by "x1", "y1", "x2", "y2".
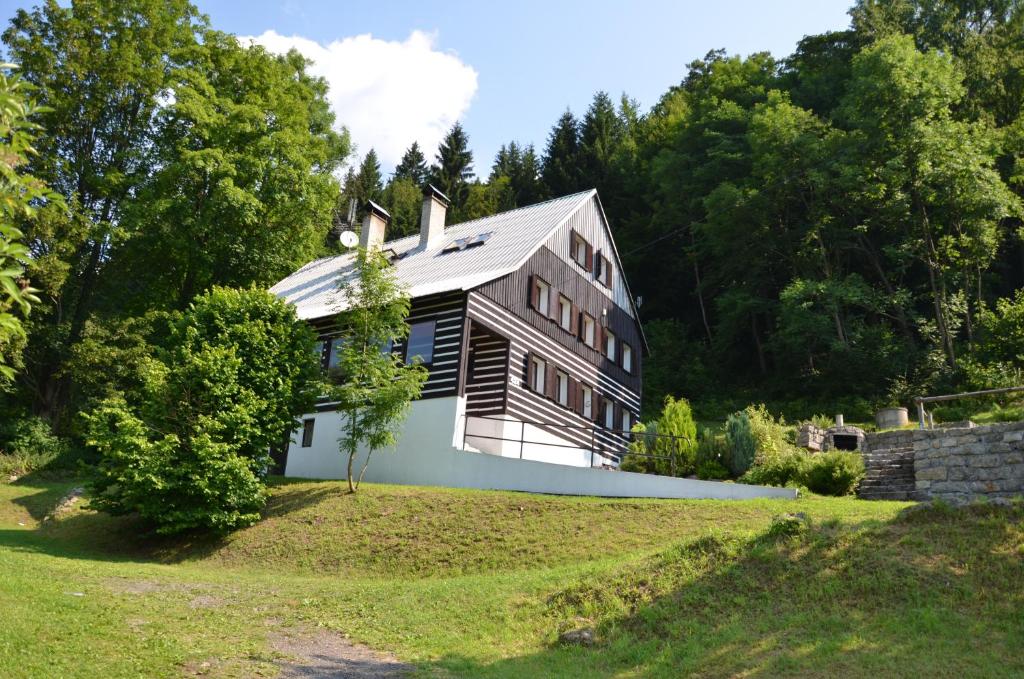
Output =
[
  {"x1": 467, "y1": 292, "x2": 637, "y2": 461},
  {"x1": 473, "y1": 245, "x2": 642, "y2": 393},
  {"x1": 464, "y1": 321, "x2": 509, "y2": 416},
  {"x1": 309, "y1": 290, "x2": 467, "y2": 403}
]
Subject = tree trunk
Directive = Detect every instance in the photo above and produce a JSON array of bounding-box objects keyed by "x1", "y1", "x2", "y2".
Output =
[
  {"x1": 751, "y1": 313, "x2": 767, "y2": 376},
  {"x1": 689, "y1": 234, "x2": 713, "y2": 344},
  {"x1": 346, "y1": 411, "x2": 357, "y2": 493}
]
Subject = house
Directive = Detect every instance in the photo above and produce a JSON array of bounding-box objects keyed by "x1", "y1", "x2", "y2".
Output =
[{"x1": 269, "y1": 186, "x2": 647, "y2": 479}]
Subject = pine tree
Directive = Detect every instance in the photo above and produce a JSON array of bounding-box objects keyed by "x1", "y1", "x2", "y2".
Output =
[
  {"x1": 579, "y1": 91, "x2": 626, "y2": 197},
  {"x1": 491, "y1": 141, "x2": 545, "y2": 209},
  {"x1": 394, "y1": 141, "x2": 428, "y2": 186},
  {"x1": 541, "y1": 110, "x2": 583, "y2": 198},
  {"x1": 355, "y1": 148, "x2": 383, "y2": 204},
  {"x1": 430, "y1": 122, "x2": 474, "y2": 221}
]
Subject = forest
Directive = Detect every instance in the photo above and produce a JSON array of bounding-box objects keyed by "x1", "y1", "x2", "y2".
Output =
[{"x1": 2, "y1": 0, "x2": 1024, "y2": 459}]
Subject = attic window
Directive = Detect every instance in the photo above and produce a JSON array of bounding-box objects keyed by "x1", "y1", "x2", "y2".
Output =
[{"x1": 442, "y1": 231, "x2": 493, "y2": 253}]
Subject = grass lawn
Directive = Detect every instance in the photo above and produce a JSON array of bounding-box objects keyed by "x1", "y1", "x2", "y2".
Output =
[{"x1": 1, "y1": 477, "x2": 1022, "y2": 677}]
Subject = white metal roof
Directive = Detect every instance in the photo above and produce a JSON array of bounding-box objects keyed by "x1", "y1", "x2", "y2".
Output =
[{"x1": 270, "y1": 190, "x2": 597, "y2": 320}]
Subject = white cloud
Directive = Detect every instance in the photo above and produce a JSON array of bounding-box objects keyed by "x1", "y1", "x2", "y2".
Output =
[{"x1": 243, "y1": 29, "x2": 478, "y2": 170}]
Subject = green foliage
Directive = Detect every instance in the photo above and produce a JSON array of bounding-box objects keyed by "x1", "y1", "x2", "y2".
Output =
[
  {"x1": 696, "y1": 459, "x2": 730, "y2": 480},
  {"x1": 799, "y1": 451, "x2": 865, "y2": 496},
  {"x1": 725, "y1": 411, "x2": 756, "y2": 476},
  {"x1": 85, "y1": 287, "x2": 319, "y2": 534},
  {"x1": 695, "y1": 428, "x2": 731, "y2": 476},
  {"x1": 0, "y1": 414, "x2": 70, "y2": 476},
  {"x1": 2, "y1": 0, "x2": 346, "y2": 426},
  {"x1": 0, "y1": 64, "x2": 63, "y2": 382},
  {"x1": 332, "y1": 249, "x2": 428, "y2": 492},
  {"x1": 431, "y1": 122, "x2": 474, "y2": 221},
  {"x1": 620, "y1": 396, "x2": 698, "y2": 477},
  {"x1": 739, "y1": 449, "x2": 806, "y2": 488},
  {"x1": 380, "y1": 177, "x2": 424, "y2": 238},
  {"x1": 394, "y1": 141, "x2": 429, "y2": 186}
]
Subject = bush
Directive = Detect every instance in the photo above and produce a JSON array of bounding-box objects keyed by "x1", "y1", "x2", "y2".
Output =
[
  {"x1": 799, "y1": 451, "x2": 864, "y2": 496},
  {"x1": 739, "y1": 449, "x2": 806, "y2": 487},
  {"x1": 0, "y1": 415, "x2": 71, "y2": 477},
  {"x1": 725, "y1": 411, "x2": 756, "y2": 476},
  {"x1": 86, "y1": 287, "x2": 320, "y2": 534},
  {"x1": 621, "y1": 396, "x2": 698, "y2": 477},
  {"x1": 696, "y1": 459, "x2": 731, "y2": 480}
]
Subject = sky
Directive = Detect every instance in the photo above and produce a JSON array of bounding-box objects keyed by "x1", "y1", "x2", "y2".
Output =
[{"x1": 3, "y1": 0, "x2": 856, "y2": 176}]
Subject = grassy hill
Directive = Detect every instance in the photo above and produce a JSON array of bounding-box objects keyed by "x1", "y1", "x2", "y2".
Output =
[{"x1": 1, "y1": 477, "x2": 1022, "y2": 677}]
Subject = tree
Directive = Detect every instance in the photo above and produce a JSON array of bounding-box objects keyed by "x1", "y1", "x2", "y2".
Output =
[
  {"x1": 354, "y1": 148, "x2": 383, "y2": 205},
  {"x1": 111, "y1": 34, "x2": 348, "y2": 311},
  {"x1": 3, "y1": 0, "x2": 205, "y2": 421},
  {"x1": 430, "y1": 122, "x2": 474, "y2": 221},
  {"x1": 2, "y1": 3, "x2": 347, "y2": 423},
  {"x1": 579, "y1": 91, "x2": 627, "y2": 200},
  {"x1": 0, "y1": 64, "x2": 63, "y2": 382},
  {"x1": 380, "y1": 177, "x2": 423, "y2": 238},
  {"x1": 394, "y1": 141, "x2": 428, "y2": 186},
  {"x1": 490, "y1": 141, "x2": 545, "y2": 209},
  {"x1": 541, "y1": 110, "x2": 583, "y2": 197},
  {"x1": 332, "y1": 249, "x2": 428, "y2": 492},
  {"x1": 85, "y1": 287, "x2": 320, "y2": 534}
]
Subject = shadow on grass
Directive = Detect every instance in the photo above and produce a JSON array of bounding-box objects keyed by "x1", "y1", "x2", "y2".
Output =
[
  {"x1": 0, "y1": 480, "x2": 349, "y2": 566},
  {"x1": 421, "y1": 503, "x2": 1024, "y2": 678}
]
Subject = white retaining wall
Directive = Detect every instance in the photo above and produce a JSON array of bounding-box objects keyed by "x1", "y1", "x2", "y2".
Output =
[{"x1": 284, "y1": 396, "x2": 796, "y2": 500}]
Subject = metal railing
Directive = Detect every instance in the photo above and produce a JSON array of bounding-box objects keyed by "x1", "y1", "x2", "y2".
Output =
[
  {"x1": 460, "y1": 413, "x2": 690, "y2": 474},
  {"x1": 914, "y1": 385, "x2": 1024, "y2": 429}
]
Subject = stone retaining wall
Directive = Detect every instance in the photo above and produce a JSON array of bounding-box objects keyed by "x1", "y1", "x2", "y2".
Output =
[
  {"x1": 858, "y1": 422, "x2": 1024, "y2": 502},
  {"x1": 913, "y1": 422, "x2": 1024, "y2": 502}
]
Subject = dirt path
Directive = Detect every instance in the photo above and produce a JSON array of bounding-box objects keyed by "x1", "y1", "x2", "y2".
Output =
[{"x1": 271, "y1": 628, "x2": 414, "y2": 678}]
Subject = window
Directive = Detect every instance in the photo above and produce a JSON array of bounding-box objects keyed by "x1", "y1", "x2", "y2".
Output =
[
  {"x1": 622, "y1": 343, "x2": 633, "y2": 373},
  {"x1": 581, "y1": 385, "x2": 593, "y2": 419},
  {"x1": 605, "y1": 330, "x2": 616, "y2": 362},
  {"x1": 571, "y1": 231, "x2": 590, "y2": 268},
  {"x1": 379, "y1": 338, "x2": 394, "y2": 355},
  {"x1": 556, "y1": 370, "x2": 569, "y2": 406},
  {"x1": 534, "y1": 277, "x2": 550, "y2": 315},
  {"x1": 558, "y1": 296, "x2": 572, "y2": 331},
  {"x1": 582, "y1": 313, "x2": 596, "y2": 347},
  {"x1": 621, "y1": 410, "x2": 632, "y2": 437},
  {"x1": 301, "y1": 419, "x2": 315, "y2": 447},
  {"x1": 328, "y1": 337, "x2": 345, "y2": 371},
  {"x1": 596, "y1": 253, "x2": 613, "y2": 287},
  {"x1": 604, "y1": 400, "x2": 615, "y2": 429},
  {"x1": 406, "y1": 320, "x2": 436, "y2": 365},
  {"x1": 313, "y1": 340, "x2": 325, "y2": 369},
  {"x1": 531, "y1": 356, "x2": 546, "y2": 392}
]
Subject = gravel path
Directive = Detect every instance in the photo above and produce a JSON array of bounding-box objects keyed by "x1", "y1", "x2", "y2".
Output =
[{"x1": 271, "y1": 628, "x2": 414, "y2": 678}]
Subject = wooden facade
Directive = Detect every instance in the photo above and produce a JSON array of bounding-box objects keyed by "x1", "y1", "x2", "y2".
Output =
[{"x1": 304, "y1": 195, "x2": 643, "y2": 463}]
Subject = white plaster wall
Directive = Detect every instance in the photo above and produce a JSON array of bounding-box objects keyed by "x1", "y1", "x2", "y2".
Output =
[
  {"x1": 285, "y1": 396, "x2": 796, "y2": 501},
  {"x1": 465, "y1": 415, "x2": 612, "y2": 468}
]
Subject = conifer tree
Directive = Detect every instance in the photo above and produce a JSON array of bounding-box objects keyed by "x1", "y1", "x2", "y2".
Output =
[
  {"x1": 394, "y1": 141, "x2": 428, "y2": 186},
  {"x1": 430, "y1": 122, "x2": 474, "y2": 221},
  {"x1": 541, "y1": 110, "x2": 583, "y2": 197}
]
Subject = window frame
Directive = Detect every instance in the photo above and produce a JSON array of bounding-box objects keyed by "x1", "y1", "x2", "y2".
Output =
[
  {"x1": 603, "y1": 399, "x2": 615, "y2": 429},
  {"x1": 605, "y1": 330, "x2": 617, "y2": 362},
  {"x1": 621, "y1": 410, "x2": 632, "y2": 438},
  {"x1": 327, "y1": 337, "x2": 345, "y2": 371},
  {"x1": 556, "y1": 369, "x2": 569, "y2": 406},
  {"x1": 530, "y1": 355, "x2": 547, "y2": 393},
  {"x1": 558, "y1": 295, "x2": 572, "y2": 331},
  {"x1": 535, "y1": 277, "x2": 550, "y2": 316},
  {"x1": 582, "y1": 313, "x2": 596, "y2": 348},
  {"x1": 571, "y1": 232, "x2": 589, "y2": 268},
  {"x1": 622, "y1": 342, "x2": 633, "y2": 373},
  {"x1": 581, "y1": 384, "x2": 593, "y2": 419},
  {"x1": 301, "y1": 418, "x2": 315, "y2": 447},
  {"x1": 405, "y1": 319, "x2": 436, "y2": 366}
]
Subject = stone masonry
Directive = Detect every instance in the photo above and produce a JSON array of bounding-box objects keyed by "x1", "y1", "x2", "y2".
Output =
[
  {"x1": 858, "y1": 422, "x2": 1024, "y2": 502},
  {"x1": 858, "y1": 429, "x2": 916, "y2": 500},
  {"x1": 913, "y1": 422, "x2": 1024, "y2": 502}
]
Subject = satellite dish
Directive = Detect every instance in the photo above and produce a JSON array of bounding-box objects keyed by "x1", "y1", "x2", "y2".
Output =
[{"x1": 339, "y1": 230, "x2": 358, "y2": 248}]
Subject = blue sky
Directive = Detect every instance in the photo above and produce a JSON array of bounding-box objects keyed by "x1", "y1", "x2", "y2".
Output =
[{"x1": 4, "y1": 0, "x2": 855, "y2": 176}]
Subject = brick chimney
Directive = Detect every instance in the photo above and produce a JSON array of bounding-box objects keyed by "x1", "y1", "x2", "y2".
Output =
[
  {"x1": 360, "y1": 200, "x2": 390, "y2": 251},
  {"x1": 419, "y1": 184, "x2": 450, "y2": 249}
]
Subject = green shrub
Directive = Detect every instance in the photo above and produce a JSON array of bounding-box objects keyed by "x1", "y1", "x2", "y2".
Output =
[
  {"x1": 621, "y1": 396, "x2": 697, "y2": 477},
  {"x1": 0, "y1": 415, "x2": 71, "y2": 477},
  {"x1": 739, "y1": 449, "x2": 806, "y2": 487},
  {"x1": 799, "y1": 451, "x2": 865, "y2": 496},
  {"x1": 725, "y1": 411, "x2": 756, "y2": 476},
  {"x1": 86, "y1": 287, "x2": 320, "y2": 534},
  {"x1": 696, "y1": 460, "x2": 731, "y2": 480}
]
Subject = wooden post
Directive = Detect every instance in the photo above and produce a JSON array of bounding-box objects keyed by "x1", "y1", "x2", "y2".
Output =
[{"x1": 519, "y1": 420, "x2": 525, "y2": 459}]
